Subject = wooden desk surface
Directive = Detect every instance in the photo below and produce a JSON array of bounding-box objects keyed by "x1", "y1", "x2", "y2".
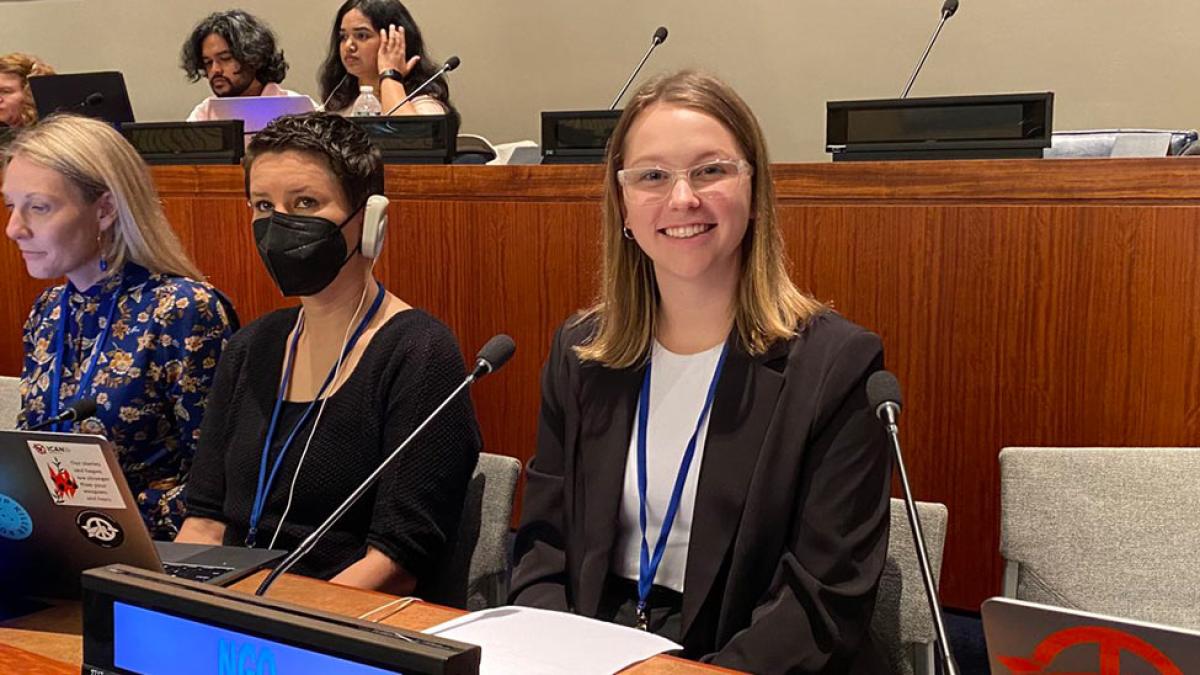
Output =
[{"x1": 0, "y1": 572, "x2": 737, "y2": 673}]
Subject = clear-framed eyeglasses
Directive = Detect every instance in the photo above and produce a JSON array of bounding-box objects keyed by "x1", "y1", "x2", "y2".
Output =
[{"x1": 616, "y1": 159, "x2": 753, "y2": 205}]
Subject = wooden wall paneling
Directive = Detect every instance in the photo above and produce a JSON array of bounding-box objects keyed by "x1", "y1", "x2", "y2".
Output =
[
  {"x1": 0, "y1": 202, "x2": 48, "y2": 380},
  {"x1": 381, "y1": 198, "x2": 602, "y2": 519},
  {"x1": 780, "y1": 199, "x2": 1200, "y2": 606}
]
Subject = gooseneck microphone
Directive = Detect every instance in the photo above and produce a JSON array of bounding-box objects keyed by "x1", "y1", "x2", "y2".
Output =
[
  {"x1": 28, "y1": 398, "x2": 98, "y2": 431},
  {"x1": 609, "y1": 26, "x2": 669, "y2": 110},
  {"x1": 866, "y1": 371, "x2": 958, "y2": 675},
  {"x1": 254, "y1": 333, "x2": 516, "y2": 596},
  {"x1": 317, "y1": 74, "x2": 350, "y2": 112},
  {"x1": 900, "y1": 0, "x2": 960, "y2": 99},
  {"x1": 383, "y1": 56, "x2": 461, "y2": 116}
]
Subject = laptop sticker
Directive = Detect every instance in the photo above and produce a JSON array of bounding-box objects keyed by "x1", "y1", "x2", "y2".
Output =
[
  {"x1": 75, "y1": 510, "x2": 125, "y2": 548},
  {"x1": 0, "y1": 493, "x2": 33, "y2": 541},
  {"x1": 26, "y1": 440, "x2": 127, "y2": 509}
]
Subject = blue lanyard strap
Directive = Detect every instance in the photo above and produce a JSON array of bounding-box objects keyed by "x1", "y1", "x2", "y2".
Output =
[
  {"x1": 246, "y1": 281, "x2": 386, "y2": 547},
  {"x1": 635, "y1": 341, "x2": 730, "y2": 617},
  {"x1": 48, "y1": 279, "x2": 124, "y2": 432}
]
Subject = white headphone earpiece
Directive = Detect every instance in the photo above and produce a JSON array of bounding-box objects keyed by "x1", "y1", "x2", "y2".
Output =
[{"x1": 361, "y1": 194, "x2": 390, "y2": 260}]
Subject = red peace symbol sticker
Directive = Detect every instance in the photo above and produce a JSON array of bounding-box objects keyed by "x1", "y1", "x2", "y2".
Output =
[{"x1": 998, "y1": 626, "x2": 1182, "y2": 674}]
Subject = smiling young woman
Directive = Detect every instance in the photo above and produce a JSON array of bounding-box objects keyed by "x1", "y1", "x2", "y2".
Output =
[{"x1": 510, "y1": 71, "x2": 893, "y2": 674}]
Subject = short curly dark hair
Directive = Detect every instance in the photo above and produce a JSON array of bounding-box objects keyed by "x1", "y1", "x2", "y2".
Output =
[
  {"x1": 180, "y1": 10, "x2": 288, "y2": 85},
  {"x1": 244, "y1": 113, "x2": 384, "y2": 210}
]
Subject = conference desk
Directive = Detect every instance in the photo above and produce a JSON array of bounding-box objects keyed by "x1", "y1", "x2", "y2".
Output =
[
  {"x1": 0, "y1": 572, "x2": 736, "y2": 673},
  {"x1": 3, "y1": 159, "x2": 1199, "y2": 611}
]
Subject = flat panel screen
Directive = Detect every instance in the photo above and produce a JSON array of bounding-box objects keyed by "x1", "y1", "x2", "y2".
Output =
[
  {"x1": 112, "y1": 602, "x2": 399, "y2": 675},
  {"x1": 846, "y1": 103, "x2": 1031, "y2": 143}
]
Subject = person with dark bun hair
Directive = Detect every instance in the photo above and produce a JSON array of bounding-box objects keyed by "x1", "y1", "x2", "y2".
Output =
[
  {"x1": 318, "y1": 0, "x2": 455, "y2": 118},
  {"x1": 180, "y1": 9, "x2": 312, "y2": 122},
  {"x1": 179, "y1": 113, "x2": 480, "y2": 597}
]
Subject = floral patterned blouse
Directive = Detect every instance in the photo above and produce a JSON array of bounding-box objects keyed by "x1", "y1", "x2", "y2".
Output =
[{"x1": 17, "y1": 262, "x2": 233, "y2": 539}]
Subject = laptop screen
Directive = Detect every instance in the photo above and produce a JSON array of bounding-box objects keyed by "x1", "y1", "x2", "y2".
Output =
[{"x1": 207, "y1": 96, "x2": 315, "y2": 133}]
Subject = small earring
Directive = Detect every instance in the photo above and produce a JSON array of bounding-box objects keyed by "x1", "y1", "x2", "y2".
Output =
[
  {"x1": 97, "y1": 234, "x2": 108, "y2": 272},
  {"x1": 622, "y1": 226, "x2": 634, "y2": 240}
]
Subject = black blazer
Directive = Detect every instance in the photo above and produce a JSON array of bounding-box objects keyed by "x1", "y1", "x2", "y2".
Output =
[{"x1": 510, "y1": 311, "x2": 893, "y2": 674}]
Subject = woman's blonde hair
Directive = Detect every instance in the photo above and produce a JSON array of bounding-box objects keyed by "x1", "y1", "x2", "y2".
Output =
[
  {"x1": 575, "y1": 70, "x2": 824, "y2": 368},
  {"x1": 4, "y1": 115, "x2": 204, "y2": 280},
  {"x1": 0, "y1": 53, "x2": 56, "y2": 127}
]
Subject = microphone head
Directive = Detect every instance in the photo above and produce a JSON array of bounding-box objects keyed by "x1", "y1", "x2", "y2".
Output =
[
  {"x1": 652, "y1": 26, "x2": 669, "y2": 45},
  {"x1": 941, "y1": 0, "x2": 959, "y2": 18},
  {"x1": 82, "y1": 92, "x2": 104, "y2": 107},
  {"x1": 70, "y1": 398, "x2": 98, "y2": 420},
  {"x1": 444, "y1": 56, "x2": 461, "y2": 71},
  {"x1": 866, "y1": 370, "x2": 902, "y2": 416},
  {"x1": 474, "y1": 334, "x2": 516, "y2": 377}
]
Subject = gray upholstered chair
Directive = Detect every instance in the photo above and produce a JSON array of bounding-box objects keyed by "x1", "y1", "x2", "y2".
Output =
[
  {"x1": 999, "y1": 447, "x2": 1200, "y2": 630},
  {"x1": 0, "y1": 375, "x2": 20, "y2": 430},
  {"x1": 423, "y1": 452, "x2": 521, "y2": 610},
  {"x1": 871, "y1": 498, "x2": 949, "y2": 675}
]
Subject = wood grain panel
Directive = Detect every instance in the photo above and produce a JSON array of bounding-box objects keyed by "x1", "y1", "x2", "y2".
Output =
[
  {"x1": 4, "y1": 160, "x2": 1200, "y2": 611},
  {"x1": 0, "y1": 643, "x2": 75, "y2": 674}
]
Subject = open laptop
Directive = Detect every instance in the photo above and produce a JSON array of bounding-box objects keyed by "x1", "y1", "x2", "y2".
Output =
[
  {"x1": 30, "y1": 71, "x2": 135, "y2": 125},
  {"x1": 0, "y1": 430, "x2": 283, "y2": 599},
  {"x1": 206, "y1": 95, "x2": 315, "y2": 133},
  {"x1": 983, "y1": 596, "x2": 1200, "y2": 673}
]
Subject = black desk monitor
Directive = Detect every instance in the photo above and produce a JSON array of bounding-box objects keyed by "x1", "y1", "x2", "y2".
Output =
[
  {"x1": 82, "y1": 565, "x2": 480, "y2": 674},
  {"x1": 349, "y1": 114, "x2": 458, "y2": 164},
  {"x1": 30, "y1": 71, "x2": 135, "y2": 125}
]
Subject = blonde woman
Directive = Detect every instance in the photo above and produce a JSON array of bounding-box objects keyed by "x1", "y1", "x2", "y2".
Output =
[
  {"x1": 3, "y1": 114, "x2": 235, "y2": 539},
  {"x1": 0, "y1": 53, "x2": 55, "y2": 129},
  {"x1": 510, "y1": 71, "x2": 892, "y2": 673}
]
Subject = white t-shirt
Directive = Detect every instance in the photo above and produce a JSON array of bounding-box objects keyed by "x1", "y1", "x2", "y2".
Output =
[
  {"x1": 612, "y1": 340, "x2": 724, "y2": 593},
  {"x1": 186, "y1": 83, "x2": 313, "y2": 122}
]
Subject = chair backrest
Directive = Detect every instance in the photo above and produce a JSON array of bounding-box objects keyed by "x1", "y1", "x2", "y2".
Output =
[
  {"x1": 421, "y1": 452, "x2": 521, "y2": 610},
  {"x1": 999, "y1": 447, "x2": 1200, "y2": 630},
  {"x1": 0, "y1": 375, "x2": 21, "y2": 430},
  {"x1": 871, "y1": 498, "x2": 949, "y2": 675}
]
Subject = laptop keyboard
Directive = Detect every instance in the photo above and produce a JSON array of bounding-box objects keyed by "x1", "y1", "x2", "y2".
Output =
[{"x1": 162, "y1": 562, "x2": 235, "y2": 583}]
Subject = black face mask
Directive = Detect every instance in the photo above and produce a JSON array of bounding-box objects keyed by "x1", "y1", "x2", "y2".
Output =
[{"x1": 252, "y1": 207, "x2": 361, "y2": 297}]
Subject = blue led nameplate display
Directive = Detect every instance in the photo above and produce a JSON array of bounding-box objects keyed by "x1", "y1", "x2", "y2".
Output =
[{"x1": 113, "y1": 602, "x2": 399, "y2": 674}]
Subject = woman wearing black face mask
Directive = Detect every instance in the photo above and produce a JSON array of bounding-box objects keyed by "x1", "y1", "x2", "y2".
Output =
[{"x1": 179, "y1": 113, "x2": 481, "y2": 597}]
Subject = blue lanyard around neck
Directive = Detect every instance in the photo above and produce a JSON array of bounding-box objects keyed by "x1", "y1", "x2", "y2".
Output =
[
  {"x1": 47, "y1": 279, "x2": 124, "y2": 432},
  {"x1": 246, "y1": 281, "x2": 386, "y2": 547},
  {"x1": 635, "y1": 341, "x2": 730, "y2": 618}
]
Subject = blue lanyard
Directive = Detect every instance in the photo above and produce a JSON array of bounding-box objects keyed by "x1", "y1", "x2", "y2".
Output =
[
  {"x1": 635, "y1": 341, "x2": 729, "y2": 625},
  {"x1": 246, "y1": 281, "x2": 386, "y2": 547},
  {"x1": 47, "y1": 279, "x2": 124, "y2": 432}
]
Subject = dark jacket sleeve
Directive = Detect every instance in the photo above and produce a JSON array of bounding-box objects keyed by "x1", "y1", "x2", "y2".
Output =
[
  {"x1": 182, "y1": 325, "x2": 248, "y2": 523},
  {"x1": 706, "y1": 329, "x2": 892, "y2": 673},
  {"x1": 365, "y1": 322, "x2": 482, "y2": 582},
  {"x1": 509, "y1": 322, "x2": 573, "y2": 611}
]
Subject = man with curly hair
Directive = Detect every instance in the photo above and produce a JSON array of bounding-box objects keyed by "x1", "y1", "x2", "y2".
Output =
[{"x1": 180, "y1": 9, "x2": 311, "y2": 122}]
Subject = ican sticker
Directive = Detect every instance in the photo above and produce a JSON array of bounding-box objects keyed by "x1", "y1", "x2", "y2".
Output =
[
  {"x1": 76, "y1": 511, "x2": 124, "y2": 548},
  {"x1": 26, "y1": 440, "x2": 127, "y2": 509},
  {"x1": 0, "y1": 493, "x2": 33, "y2": 541}
]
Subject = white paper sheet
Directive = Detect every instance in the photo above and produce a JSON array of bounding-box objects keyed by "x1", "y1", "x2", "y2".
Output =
[{"x1": 426, "y1": 606, "x2": 683, "y2": 675}]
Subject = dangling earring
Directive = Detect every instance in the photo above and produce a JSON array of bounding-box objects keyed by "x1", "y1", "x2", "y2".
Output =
[
  {"x1": 97, "y1": 233, "x2": 108, "y2": 272},
  {"x1": 622, "y1": 226, "x2": 634, "y2": 240}
]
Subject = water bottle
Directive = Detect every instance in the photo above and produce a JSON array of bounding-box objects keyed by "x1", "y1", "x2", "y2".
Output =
[{"x1": 351, "y1": 86, "x2": 381, "y2": 116}]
